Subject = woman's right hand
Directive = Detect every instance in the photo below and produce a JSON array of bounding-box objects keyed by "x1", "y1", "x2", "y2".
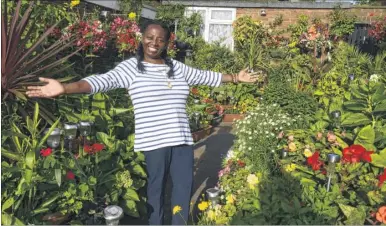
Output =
[{"x1": 26, "y1": 77, "x2": 65, "y2": 98}]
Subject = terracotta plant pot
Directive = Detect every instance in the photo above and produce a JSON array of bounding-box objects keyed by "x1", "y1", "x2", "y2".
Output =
[
  {"x1": 192, "y1": 125, "x2": 214, "y2": 142},
  {"x1": 222, "y1": 114, "x2": 245, "y2": 122}
]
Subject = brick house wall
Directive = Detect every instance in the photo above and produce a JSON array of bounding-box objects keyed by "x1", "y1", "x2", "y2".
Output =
[{"x1": 237, "y1": 7, "x2": 386, "y2": 29}]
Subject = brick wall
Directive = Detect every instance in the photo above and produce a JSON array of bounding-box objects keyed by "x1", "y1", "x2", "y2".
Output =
[{"x1": 237, "y1": 7, "x2": 386, "y2": 29}]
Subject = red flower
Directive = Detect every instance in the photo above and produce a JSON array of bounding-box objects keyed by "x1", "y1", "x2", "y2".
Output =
[
  {"x1": 40, "y1": 148, "x2": 53, "y2": 157},
  {"x1": 361, "y1": 150, "x2": 374, "y2": 163},
  {"x1": 92, "y1": 143, "x2": 105, "y2": 153},
  {"x1": 84, "y1": 143, "x2": 105, "y2": 154},
  {"x1": 66, "y1": 171, "x2": 75, "y2": 180},
  {"x1": 342, "y1": 144, "x2": 373, "y2": 163},
  {"x1": 378, "y1": 168, "x2": 386, "y2": 188},
  {"x1": 307, "y1": 151, "x2": 324, "y2": 171},
  {"x1": 237, "y1": 160, "x2": 246, "y2": 167},
  {"x1": 84, "y1": 145, "x2": 93, "y2": 154},
  {"x1": 369, "y1": 12, "x2": 375, "y2": 17}
]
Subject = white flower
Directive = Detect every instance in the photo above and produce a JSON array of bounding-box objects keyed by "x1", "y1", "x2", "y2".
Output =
[{"x1": 370, "y1": 74, "x2": 380, "y2": 82}]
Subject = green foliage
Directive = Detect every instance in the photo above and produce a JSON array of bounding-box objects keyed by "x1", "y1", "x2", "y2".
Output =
[
  {"x1": 118, "y1": 0, "x2": 142, "y2": 14},
  {"x1": 156, "y1": 4, "x2": 185, "y2": 27},
  {"x1": 262, "y1": 69, "x2": 318, "y2": 121},
  {"x1": 178, "y1": 12, "x2": 203, "y2": 37},
  {"x1": 288, "y1": 14, "x2": 309, "y2": 40},
  {"x1": 212, "y1": 83, "x2": 260, "y2": 113},
  {"x1": 328, "y1": 7, "x2": 357, "y2": 38},
  {"x1": 189, "y1": 42, "x2": 242, "y2": 73},
  {"x1": 314, "y1": 42, "x2": 372, "y2": 108},
  {"x1": 233, "y1": 16, "x2": 271, "y2": 72}
]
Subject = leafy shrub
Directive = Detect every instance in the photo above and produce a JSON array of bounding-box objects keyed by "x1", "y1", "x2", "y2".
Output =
[
  {"x1": 262, "y1": 70, "x2": 318, "y2": 121},
  {"x1": 328, "y1": 7, "x2": 357, "y2": 39}
]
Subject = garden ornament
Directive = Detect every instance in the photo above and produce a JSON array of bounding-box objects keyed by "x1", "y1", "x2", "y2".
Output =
[
  {"x1": 104, "y1": 205, "x2": 123, "y2": 225},
  {"x1": 206, "y1": 187, "x2": 221, "y2": 206},
  {"x1": 45, "y1": 128, "x2": 61, "y2": 149},
  {"x1": 326, "y1": 153, "x2": 341, "y2": 192},
  {"x1": 64, "y1": 122, "x2": 78, "y2": 151}
]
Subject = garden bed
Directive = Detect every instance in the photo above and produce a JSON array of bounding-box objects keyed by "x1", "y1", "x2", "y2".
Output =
[{"x1": 192, "y1": 125, "x2": 214, "y2": 142}]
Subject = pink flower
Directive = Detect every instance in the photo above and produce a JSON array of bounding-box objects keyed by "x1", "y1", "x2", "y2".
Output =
[
  {"x1": 316, "y1": 132, "x2": 323, "y2": 140},
  {"x1": 327, "y1": 131, "x2": 337, "y2": 143}
]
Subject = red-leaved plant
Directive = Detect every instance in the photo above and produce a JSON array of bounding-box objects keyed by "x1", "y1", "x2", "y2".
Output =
[{"x1": 1, "y1": 0, "x2": 81, "y2": 122}]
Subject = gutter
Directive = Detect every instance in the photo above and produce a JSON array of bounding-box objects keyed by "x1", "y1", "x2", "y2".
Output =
[{"x1": 162, "y1": 1, "x2": 353, "y2": 9}]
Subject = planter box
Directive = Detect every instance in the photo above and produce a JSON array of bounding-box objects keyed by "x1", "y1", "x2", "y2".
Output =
[
  {"x1": 192, "y1": 125, "x2": 214, "y2": 142},
  {"x1": 222, "y1": 114, "x2": 245, "y2": 122}
]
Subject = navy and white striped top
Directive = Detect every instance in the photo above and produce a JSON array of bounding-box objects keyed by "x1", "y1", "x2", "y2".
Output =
[{"x1": 82, "y1": 58, "x2": 222, "y2": 152}]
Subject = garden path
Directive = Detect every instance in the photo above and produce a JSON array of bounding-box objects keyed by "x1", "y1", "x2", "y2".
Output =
[{"x1": 122, "y1": 122, "x2": 236, "y2": 225}]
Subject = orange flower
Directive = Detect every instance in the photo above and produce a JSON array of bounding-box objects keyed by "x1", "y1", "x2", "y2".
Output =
[{"x1": 376, "y1": 206, "x2": 386, "y2": 224}]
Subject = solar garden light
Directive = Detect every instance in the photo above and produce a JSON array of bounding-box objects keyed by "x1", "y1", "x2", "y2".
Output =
[
  {"x1": 45, "y1": 128, "x2": 61, "y2": 150},
  {"x1": 63, "y1": 122, "x2": 78, "y2": 152},
  {"x1": 100, "y1": 10, "x2": 110, "y2": 22},
  {"x1": 330, "y1": 110, "x2": 341, "y2": 129},
  {"x1": 348, "y1": 74, "x2": 355, "y2": 81},
  {"x1": 193, "y1": 112, "x2": 200, "y2": 129},
  {"x1": 103, "y1": 205, "x2": 123, "y2": 225},
  {"x1": 281, "y1": 149, "x2": 288, "y2": 158},
  {"x1": 326, "y1": 153, "x2": 340, "y2": 192},
  {"x1": 78, "y1": 120, "x2": 92, "y2": 146},
  {"x1": 206, "y1": 187, "x2": 221, "y2": 206}
]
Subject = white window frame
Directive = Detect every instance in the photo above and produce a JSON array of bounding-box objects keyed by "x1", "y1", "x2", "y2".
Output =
[{"x1": 185, "y1": 7, "x2": 236, "y2": 50}]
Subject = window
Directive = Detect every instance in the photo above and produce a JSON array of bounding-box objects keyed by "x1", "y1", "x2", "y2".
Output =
[{"x1": 185, "y1": 7, "x2": 236, "y2": 50}]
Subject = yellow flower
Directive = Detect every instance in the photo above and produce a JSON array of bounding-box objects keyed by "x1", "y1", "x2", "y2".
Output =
[
  {"x1": 128, "y1": 12, "x2": 136, "y2": 19},
  {"x1": 303, "y1": 148, "x2": 313, "y2": 157},
  {"x1": 172, "y1": 205, "x2": 182, "y2": 215},
  {"x1": 226, "y1": 194, "x2": 235, "y2": 205},
  {"x1": 288, "y1": 142, "x2": 297, "y2": 152},
  {"x1": 207, "y1": 210, "x2": 216, "y2": 221},
  {"x1": 284, "y1": 163, "x2": 296, "y2": 172},
  {"x1": 70, "y1": 0, "x2": 80, "y2": 7},
  {"x1": 198, "y1": 201, "x2": 209, "y2": 211},
  {"x1": 247, "y1": 174, "x2": 259, "y2": 189},
  {"x1": 288, "y1": 41, "x2": 297, "y2": 48}
]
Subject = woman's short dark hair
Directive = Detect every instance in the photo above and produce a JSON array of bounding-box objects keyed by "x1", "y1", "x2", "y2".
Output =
[{"x1": 136, "y1": 20, "x2": 174, "y2": 78}]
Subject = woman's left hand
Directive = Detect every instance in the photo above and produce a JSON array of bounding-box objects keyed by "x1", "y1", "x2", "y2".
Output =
[{"x1": 237, "y1": 68, "x2": 259, "y2": 83}]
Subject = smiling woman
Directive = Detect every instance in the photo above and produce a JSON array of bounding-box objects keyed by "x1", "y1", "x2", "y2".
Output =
[{"x1": 26, "y1": 20, "x2": 258, "y2": 225}]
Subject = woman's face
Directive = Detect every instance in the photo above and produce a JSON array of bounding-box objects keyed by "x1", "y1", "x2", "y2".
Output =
[{"x1": 142, "y1": 24, "x2": 168, "y2": 59}]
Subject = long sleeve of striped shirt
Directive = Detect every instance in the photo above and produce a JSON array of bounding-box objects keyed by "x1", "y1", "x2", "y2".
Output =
[
  {"x1": 173, "y1": 60, "x2": 222, "y2": 87},
  {"x1": 81, "y1": 58, "x2": 137, "y2": 94}
]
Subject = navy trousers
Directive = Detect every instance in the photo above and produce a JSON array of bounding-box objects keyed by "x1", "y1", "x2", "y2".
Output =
[{"x1": 143, "y1": 145, "x2": 194, "y2": 225}]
